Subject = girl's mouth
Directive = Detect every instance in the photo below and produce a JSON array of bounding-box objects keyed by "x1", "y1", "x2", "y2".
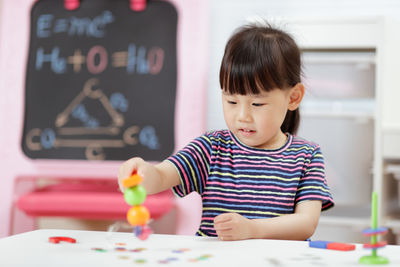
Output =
[{"x1": 239, "y1": 128, "x2": 255, "y2": 137}]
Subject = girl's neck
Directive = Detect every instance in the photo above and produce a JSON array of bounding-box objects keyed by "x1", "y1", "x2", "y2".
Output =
[{"x1": 260, "y1": 131, "x2": 288, "y2": 150}]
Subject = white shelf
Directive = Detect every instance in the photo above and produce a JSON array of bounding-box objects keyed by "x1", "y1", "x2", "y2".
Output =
[
  {"x1": 319, "y1": 216, "x2": 370, "y2": 229},
  {"x1": 302, "y1": 52, "x2": 376, "y2": 65},
  {"x1": 301, "y1": 99, "x2": 375, "y2": 120},
  {"x1": 318, "y1": 205, "x2": 371, "y2": 231},
  {"x1": 386, "y1": 164, "x2": 400, "y2": 179}
]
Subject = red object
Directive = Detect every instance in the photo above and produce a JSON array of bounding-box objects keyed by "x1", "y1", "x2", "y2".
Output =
[
  {"x1": 363, "y1": 241, "x2": 387, "y2": 249},
  {"x1": 138, "y1": 225, "x2": 153, "y2": 240},
  {"x1": 49, "y1": 236, "x2": 76, "y2": 244},
  {"x1": 64, "y1": 0, "x2": 80, "y2": 10},
  {"x1": 326, "y1": 242, "x2": 356, "y2": 251},
  {"x1": 17, "y1": 179, "x2": 173, "y2": 220},
  {"x1": 130, "y1": 0, "x2": 146, "y2": 11}
]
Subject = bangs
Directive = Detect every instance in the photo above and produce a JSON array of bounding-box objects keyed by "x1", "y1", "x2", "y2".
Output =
[
  {"x1": 220, "y1": 54, "x2": 281, "y2": 95},
  {"x1": 219, "y1": 25, "x2": 299, "y2": 95}
]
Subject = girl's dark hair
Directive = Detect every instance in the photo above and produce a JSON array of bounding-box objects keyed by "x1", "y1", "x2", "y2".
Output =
[{"x1": 219, "y1": 22, "x2": 302, "y2": 134}]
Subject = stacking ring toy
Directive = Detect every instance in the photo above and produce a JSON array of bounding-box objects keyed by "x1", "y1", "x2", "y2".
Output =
[{"x1": 122, "y1": 173, "x2": 152, "y2": 240}]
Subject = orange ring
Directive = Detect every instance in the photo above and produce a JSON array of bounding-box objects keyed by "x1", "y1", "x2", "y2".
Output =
[{"x1": 122, "y1": 173, "x2": 142, "y2": 188}]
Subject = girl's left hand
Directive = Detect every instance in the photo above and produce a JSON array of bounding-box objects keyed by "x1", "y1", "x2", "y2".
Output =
[{"x1": 213, "y1": 213, "x2": 253, "y2": 241}]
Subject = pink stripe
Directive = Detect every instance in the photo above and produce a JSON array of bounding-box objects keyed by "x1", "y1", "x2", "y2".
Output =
[
  {"x1": 203, "y1": 191, "x2": 294, "y2": 201},
  {"x1": 296, "y1": 195, "x2": 332, "y2": 201},
  {"x1": 229, "y1": 131, "x2": 292, "y2": 154},
  {"x1": 169, "y1": 157, "x2": 191, "y2": 194},
  {"x1": 214, "y1": 160, "x2": 304, "y2": 172},
  {"x1": 192, "y1": 139, "x2": 211, "y2": 159},
  {"x1": 203, "y1": 196, "x2": 294, "y2": 206},
  {"x1": 292, "y1": 137, "x2": 318, "y2": 147},
  {"x1": 322, "y1": 202, "x2": 333, "y2": 209},
  {"x1": 191, "y1": 147, "x2": 207, "y2": 191},
  {"x1": 200, "y1": 226, "x2": 215, "y2": 231},
  {"x1": 180, "y1": 145, "x2": 208, "y2": 190},
  {"x1": 212, "y1": 146, "x2": 313, "y2": 160},
  {"x1": 207, "y1": 181, "x2": 297, "y2": 191},
  {"x1": 308, "y1": 162, "x2": 325, "y2": 167},
  {"x1": 301, "y1": 175, "x2": 325, "y2": 182},
  {"x1": 214, "y1": 159, "x2": 307, "y2": 169}
]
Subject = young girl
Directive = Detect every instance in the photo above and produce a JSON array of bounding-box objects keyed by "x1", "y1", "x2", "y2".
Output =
[{"x1": 118, "y1": 22, "x2": 334, "y2": 241}]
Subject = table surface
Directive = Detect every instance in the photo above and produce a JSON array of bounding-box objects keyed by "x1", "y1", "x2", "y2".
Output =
[{"x1": 0, "y1": 229, "x2": 399, "y2": 266}]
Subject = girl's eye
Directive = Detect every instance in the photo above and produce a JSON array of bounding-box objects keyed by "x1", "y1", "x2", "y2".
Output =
[
  {"x1": 252, "y1": 103, "x2": 264, "y2": 107},
  {"x1": 227, "y1": 100, "x2": 237, "y2": 105}
]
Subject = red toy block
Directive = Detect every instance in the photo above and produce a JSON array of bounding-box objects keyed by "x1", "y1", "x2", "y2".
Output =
[
  {"x1": 326, "y1": 242, "x2": 356, "y2": 251},
  {"x1": 49, "y1": 236, "x2": 76, "y2": 244}
]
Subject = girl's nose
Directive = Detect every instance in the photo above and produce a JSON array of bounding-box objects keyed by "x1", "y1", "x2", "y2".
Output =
[{"x1": 238, "y1": 106, "x2": 252, "y2": 122}]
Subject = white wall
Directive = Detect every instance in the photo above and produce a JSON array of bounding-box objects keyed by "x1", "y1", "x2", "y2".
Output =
[{"x1": 206, "y1": 0, "x2": 400, "y2": 131}]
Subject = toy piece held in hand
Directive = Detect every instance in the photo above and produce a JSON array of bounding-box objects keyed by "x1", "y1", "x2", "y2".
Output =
[{"x1": 122, "y1": 173, "x2": 152, "y2": 240}]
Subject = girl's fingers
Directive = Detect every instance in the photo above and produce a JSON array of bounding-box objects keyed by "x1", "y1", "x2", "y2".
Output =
[
  {"x1": 214, "y1": 213, "x2": 232, "y2": 223},
  {"x1": 118, "y1": 158, "x2": 140, "y2": 191},
  {"x1": 214, "y1": 221, "x2": 232, "y2": 231}
]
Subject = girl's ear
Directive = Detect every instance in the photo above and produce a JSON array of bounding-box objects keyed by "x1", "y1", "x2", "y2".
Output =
[{"x1": 288, "y1": 83, "x2": 304, "y2": 111}]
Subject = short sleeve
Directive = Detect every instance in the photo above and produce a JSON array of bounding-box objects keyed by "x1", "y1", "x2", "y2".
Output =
[
  {"x1": 295, "y1": 146, "x2": 334, "y2": 211},
  {"x1": 167, "y1": 134, "x2": 212, "y2": 197}
]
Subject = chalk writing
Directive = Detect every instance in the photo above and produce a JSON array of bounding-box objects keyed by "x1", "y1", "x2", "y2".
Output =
[
  {"x1": 110, "y1": 93, "x2": 128, "y2": 113},
  {"x1": 26, "y1": 78, "x2": 162, "y2": 158},
  {"x1": 35, "y1": 44, "x2": 164, "y2": 75},
  {"x1": 36, "y1": 47, "x2": 67, "y2": 73},
  {"x1": 37, "y1": 11, "x2": 114, "y2": 38},
  {"x1": 71, "y1": 104, "x2": 100, "y2": 128}
]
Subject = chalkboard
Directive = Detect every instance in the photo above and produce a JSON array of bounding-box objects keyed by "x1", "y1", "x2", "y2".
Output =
[{"x1": 22, "y1": 0, "x2": 177, "y2": 161}]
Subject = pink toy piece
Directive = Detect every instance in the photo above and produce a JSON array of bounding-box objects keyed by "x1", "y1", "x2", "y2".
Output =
[
  {"x1": 363, "y1": 241, "x2": 387, "y2": 249},
  {"x1": 133, "y1": 225, "x2": 153, "y2": 240},
  {"x1": 138, "y1": 225, "x2": 153, "y2": 240},
  {"x1": 49, "y1": 236, "x2": 76, "y2": 244}
]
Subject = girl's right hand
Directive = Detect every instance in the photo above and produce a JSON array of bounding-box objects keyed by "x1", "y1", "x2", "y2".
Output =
[{"x1": 117, "y1": 157, "x2": 157, "y2": 192}]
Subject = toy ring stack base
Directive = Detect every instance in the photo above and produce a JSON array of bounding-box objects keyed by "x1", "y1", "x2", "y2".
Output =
[
  {"x1": 359, "y1": 255, "x2": 389, "y2": 265},
  {"x1": 122, "y1": 174, "x2": 153, "y2": 240},
  {"x1": 359, "y1": 227, "x2": 389, "y2": 265}
]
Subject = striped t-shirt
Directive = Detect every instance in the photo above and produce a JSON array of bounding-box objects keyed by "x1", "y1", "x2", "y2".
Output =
[{"x1": 167, "y1": 130, "x2": 334, "y2": 237}]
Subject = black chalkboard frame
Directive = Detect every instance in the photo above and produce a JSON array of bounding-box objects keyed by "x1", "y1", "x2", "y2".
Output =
[{"x1": 22, "y1": 0, "x2": 178, "y2": 161}]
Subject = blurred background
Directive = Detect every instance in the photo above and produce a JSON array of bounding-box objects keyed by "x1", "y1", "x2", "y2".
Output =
[{"x1": 1, "y1": 0, "x2": 400, "y2": 244}]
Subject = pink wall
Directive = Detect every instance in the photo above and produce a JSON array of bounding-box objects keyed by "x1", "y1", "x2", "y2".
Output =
[{"x1": 0, "y1": 0, "x2": 208, "y2": 237}]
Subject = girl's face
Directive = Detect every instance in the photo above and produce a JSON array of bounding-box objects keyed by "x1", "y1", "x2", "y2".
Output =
[{"x1": 222, "y1": 88, "x2": 292, "y2": 150}]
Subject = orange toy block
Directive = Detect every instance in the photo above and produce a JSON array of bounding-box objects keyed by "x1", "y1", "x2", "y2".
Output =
[{"x1": 122, "y1": 174, "x2": 143, "y2": 188}]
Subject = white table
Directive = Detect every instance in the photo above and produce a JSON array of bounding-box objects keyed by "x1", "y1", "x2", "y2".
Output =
[{"x1": 0, "y1": 229, "x2": 399, "y2": 266}]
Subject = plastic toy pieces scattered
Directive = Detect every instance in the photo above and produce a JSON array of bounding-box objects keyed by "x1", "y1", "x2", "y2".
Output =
[
  {"x1": 49, "y1": 236, "x2": 76, "y2": 244},
  {"x1": 122, "y1": 173, "x2": 153, "y2": 240},
  {"x1": 188, "y1": 254, "x2": 213, "y2": 262}
]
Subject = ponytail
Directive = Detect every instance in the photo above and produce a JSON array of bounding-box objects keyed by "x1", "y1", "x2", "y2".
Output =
[{"x1": 281, "y1": 109, "x2": 300, "y2": 135}]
